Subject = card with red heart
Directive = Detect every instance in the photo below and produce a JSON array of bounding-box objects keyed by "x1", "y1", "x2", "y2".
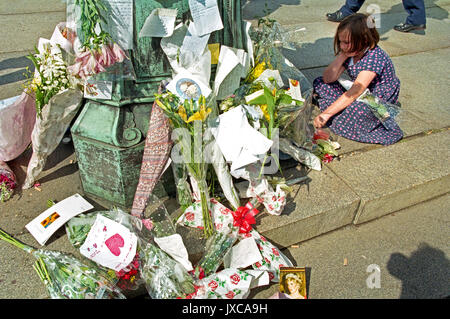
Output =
[{"x1": 80, "y1": 215, "x2": 137, "y2": 272}]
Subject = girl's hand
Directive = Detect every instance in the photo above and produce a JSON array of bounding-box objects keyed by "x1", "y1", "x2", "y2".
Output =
[{"x1": 313, "y1": 113, "x2": 332, "y2": 129}]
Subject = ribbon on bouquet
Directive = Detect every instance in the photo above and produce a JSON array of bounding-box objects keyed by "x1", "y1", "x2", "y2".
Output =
[{"x1": 231, "y1": 202, "x2": 259, "y2": 234}]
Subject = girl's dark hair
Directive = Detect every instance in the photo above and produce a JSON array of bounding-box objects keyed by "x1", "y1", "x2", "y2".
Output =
[{"x1": 334, "y1": 13, "x2": 380, "y2": 55}]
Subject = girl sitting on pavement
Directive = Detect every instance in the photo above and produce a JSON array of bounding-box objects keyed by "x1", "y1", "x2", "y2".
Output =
[{"x1": 312, "y1": 13, "x2": 403, "y2": 145}]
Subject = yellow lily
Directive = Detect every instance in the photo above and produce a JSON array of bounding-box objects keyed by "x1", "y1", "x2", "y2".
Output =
[
  {"x1": 178, "y1": 104, "x2": 188, "y2": 122},
  {"x1": 186, "y1": 104, "x2": 211, "y2": 123},
  {"x1": 260, "y1": 104, "x2": 271, "y2": 121}
]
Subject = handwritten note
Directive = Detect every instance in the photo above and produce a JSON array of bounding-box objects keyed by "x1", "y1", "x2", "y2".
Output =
[
  {"x1": 188, "y1": 0, "x2": 223, "y2": 36},
  {"x1": 102, "y1": 0, "x2": 133, "y2": 50}
]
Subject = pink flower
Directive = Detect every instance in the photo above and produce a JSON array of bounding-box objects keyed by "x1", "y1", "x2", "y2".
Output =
[
  {"x1": 112, "y1": 42, "x2": 127, "y2": 63},
  {"x1": 99, "y1": 44, "x2": 115, "y2": 67},
  {"x1": 323, "y1": 153, "x2": 334, "y2": 163}
]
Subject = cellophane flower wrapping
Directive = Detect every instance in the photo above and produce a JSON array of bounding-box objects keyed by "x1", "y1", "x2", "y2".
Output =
[
  {"x1": 280, "y1": 94, "x2": 315, "y2": 151},
  {"x1": 338, "y1": 78, "x2": 400, "y2": 128},
  {"x1": 0, "y1": 228, "x2": 125, "y2": 299},
  {"x1": 138, "y1": 238, "x2": 196, "y2": 299},
  {"x1": 193, "y1": 229, "x2": 239, "y2": 279},
  {"x1": 32, "y1": 249, "x2": 125, "y2": 299},
  {"x1": 66, "y1": 0, "x2": 134, "y2": 82},
  {"x1": 156, "y1": 93, "x2": 216, "y2": 238}
]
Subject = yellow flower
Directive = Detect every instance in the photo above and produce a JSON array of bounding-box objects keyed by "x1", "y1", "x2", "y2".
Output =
[
  {"x1": 155, "y1": 99, "x2": 168, "y2": 112},
  {"x1": 186, "y1": 105, "x2": 211, "y2": 123},
  {"x1": 178, "y1": 104, "x2": 188, "y2": 122},
  {"x1": 260, "y1": 104, "x2": 271, "y2": 121},
  {"x1": 245, "y1": 60, "x2": 271, "y2": 83}
]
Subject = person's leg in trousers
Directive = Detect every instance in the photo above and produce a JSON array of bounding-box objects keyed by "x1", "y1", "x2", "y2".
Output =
[
  {"x1": 340, "y1": 0, "x2": 366, "y2": 16},
  {"x1": 403, "y1": 0, "x2": 426, "y2": 26},
  {"x1": 327, "y1": 0, "x2": 365, "y2": 22},
  {"x1": 394, "y1": 0, "x2": 426, "y2": 32}
]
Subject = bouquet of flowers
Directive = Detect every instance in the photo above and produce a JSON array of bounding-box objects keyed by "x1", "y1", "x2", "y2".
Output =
[
  {"x1": 65, "y1": 208, "x2": 152, "y2": 292},
  {"x1": 138, "y1": 239, "x2": 196, "y2": 299},
  {"x1": 0, "y1": 228, "x2": 125, "y2": 299},
  {"x1": 26, "y1": 42, "x2": 72, "y2": 118},
  {"x1": 0, "y1": 161, "x2": 16, "y2": 202},
  {"x1": 155, "y1": 92, "x2": 215, "y2": 238},
  {"x1": 338, "y1": 78, "x2": 400, "y2": 127},
  {"x1": 68, "y1": 0, "x2": 128, "y2": 79},
  {"x1": 312, "y1": 129, "x2": 340, "y2": 164}
]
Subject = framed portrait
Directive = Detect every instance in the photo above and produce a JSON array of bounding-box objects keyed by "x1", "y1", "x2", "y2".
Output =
[{"x1": 279, "y1": 267, "x2": 307, "y2": 299}]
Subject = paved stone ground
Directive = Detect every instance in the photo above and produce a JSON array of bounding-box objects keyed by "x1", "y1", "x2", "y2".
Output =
[{"x1": 0, "y1": 0, "x2": 449, "y2": 299}]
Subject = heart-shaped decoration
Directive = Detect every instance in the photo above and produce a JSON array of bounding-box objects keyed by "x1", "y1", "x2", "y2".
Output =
[{"x1": 105, "y1": 233, "x2": 125, "y2": 256}]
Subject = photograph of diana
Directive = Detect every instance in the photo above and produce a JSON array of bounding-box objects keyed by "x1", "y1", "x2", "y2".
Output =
[{"x1": 270, "y1": 267, "x2": 307, "y2": 299}]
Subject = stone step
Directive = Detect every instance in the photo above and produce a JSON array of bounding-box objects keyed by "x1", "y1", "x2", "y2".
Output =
[{"x1": 251, "y1": 130, "x2": 450, "y2": 249}]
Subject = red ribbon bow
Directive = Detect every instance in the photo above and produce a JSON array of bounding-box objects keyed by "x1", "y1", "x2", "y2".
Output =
[{"x1": 231, "y1": 202, "x2": 259, "y2": 234}]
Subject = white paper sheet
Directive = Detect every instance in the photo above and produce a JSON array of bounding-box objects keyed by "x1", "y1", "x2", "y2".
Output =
[
  {"x1": 101, "y1": 0, "x2": 133, "y2": 50},
  {"x1": 211, "y1": 106, "x2": 273, "y2": 172},
  {"x1": 246, "y1": 270, "x2": 270, "y2": 288},
  {"x1": 80, "y1": 215, "x2": 138, "y2": 272},
  {"x1": 25, "y1": 194, "x2": 94, "y2": 246},
  {"x1": 288, "y1": 78, "x2": 304, "y2": 102},
  {"x1": 244, "y1": 21, "x2": 255, "y2": 67},
  {"x1": 154, "y1": 234, "x2": 193, "y2": 272},
  {"x1": 188, "y1": 0, "x2": 223, "y2": 36},
  {"x1": 213, "y1": 46, "x2": 249, "y2": 100},
  {"x1": 139, "y1": 8, "x2": 177, "y2": 38},
  {"x1": 181, "y1": 21, "x2": 211, "y2": 56},
  {"x1": 224, "y1": 237, "x2": 262, "y2": 269},
  {"x1": 160, "y1": 23, "x2": 212, "y2": 82}
]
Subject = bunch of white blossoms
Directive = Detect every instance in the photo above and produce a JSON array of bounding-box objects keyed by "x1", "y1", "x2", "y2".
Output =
[
  {"x1": 36, "y1": 43, "x2": 70, "y2": 91},
  {"x1": 28, "y1": 42, "x2": 73, "y2": 117}
]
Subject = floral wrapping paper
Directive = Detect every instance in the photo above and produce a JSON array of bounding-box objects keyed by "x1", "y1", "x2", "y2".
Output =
[
  {"x1": 192, "y1": 268, "x2": 254, "y2": 299},
  {"x1": 177, "y1": 198, "x2": 293, "y2": 283}
]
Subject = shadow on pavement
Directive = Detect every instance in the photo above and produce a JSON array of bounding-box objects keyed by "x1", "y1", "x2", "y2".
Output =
[{"x1": 387, "y1": 242, "x2": 450, "y2": 299}]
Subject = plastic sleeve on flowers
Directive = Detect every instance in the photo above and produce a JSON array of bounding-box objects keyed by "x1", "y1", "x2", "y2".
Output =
[{"x1": 138, "y1": 240, "x2": 195, "y2": 299}]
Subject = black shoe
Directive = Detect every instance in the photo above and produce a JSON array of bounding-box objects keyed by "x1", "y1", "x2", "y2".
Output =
[
  {"x1": 326, "y1": 10, "x2": 349, "y2": 23},
  {"x1": 393, "y1": 23, "x2": 426, "y2": 33}
]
